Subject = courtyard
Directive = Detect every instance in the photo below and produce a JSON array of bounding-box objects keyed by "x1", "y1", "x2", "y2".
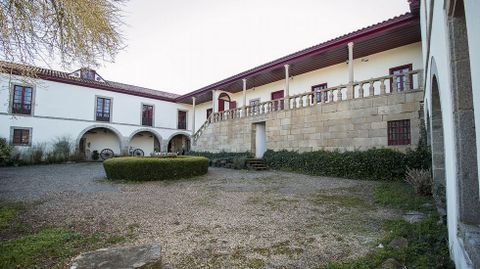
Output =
[{"x1": 0, "y1": 163, "x2": 415, "y2": 268}]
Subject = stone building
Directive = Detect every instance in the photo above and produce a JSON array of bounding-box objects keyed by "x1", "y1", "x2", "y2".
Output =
[
  {"x1": 1, "y1": 0, "x2": 479, "y2": 267},
  {"x1": 420, "y1": 0, "x2": 479, "y2": 267}
]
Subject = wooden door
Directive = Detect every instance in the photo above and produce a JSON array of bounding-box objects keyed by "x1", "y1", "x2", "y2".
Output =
[{"x1": 271, "y1": 90, "x2": 284, "y2": 110}]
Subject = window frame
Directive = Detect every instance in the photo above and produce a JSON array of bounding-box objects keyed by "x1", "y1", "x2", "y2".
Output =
[
  {"x1": 10, "y1": 83, "x2": 35, "y2": 116},
  {"x1": 95, "y1": 95, "x2": 113, "y2": 122},
  {"x1": 177, "y1": 110, "x2": 188, "y2": 130},
  {"x1": 10, "y1": 127, "x2": 32, "y2": 146},
  {"x1": 389, "y1": 64, "x2": 413, "y2": 92},
  {"x1": 141, "y1": 103, "x2": 154, "y2": 127},
  {"x1": 387, "y1": 119, "x2": 411, "y2": 146},
  {"x1": 206, "y1": 108, "x2": 213, "y2": 120},
  {"x1": 311, "y1": 83, "x2": 328, "y2": 103}
]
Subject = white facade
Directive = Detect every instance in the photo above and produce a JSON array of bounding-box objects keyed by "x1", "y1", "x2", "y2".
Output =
[
  {"x1": 0, "y1": 74, "x2": 193, "y2": 157},
  {"x1": 421, "y1": 0, "x2": 480, "y2": 268}
]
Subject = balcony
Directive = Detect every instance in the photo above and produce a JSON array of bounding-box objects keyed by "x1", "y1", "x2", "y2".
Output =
[{"x1": 193, "y1": 69, "x2": 423, "y2": 142}]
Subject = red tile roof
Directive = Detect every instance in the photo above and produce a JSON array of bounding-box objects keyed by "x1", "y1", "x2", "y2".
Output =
[{"x1": 0, "y1": 61, "x2": 180, "y2": 101}]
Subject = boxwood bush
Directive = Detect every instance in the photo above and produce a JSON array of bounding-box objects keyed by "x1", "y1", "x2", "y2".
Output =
[
  {"x1": 264, "y1": 148, "x2": 430, "y2": 181},
  {"x1": 103, "y1": 156, "x2": 208, "y2": 181}
]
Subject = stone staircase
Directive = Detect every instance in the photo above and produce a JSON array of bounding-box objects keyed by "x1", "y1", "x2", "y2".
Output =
[{"x1": 246, "y1": 158, "x2": 268, "y2": 171}]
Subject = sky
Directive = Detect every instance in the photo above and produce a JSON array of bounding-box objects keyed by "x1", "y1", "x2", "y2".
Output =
[{"x1": 92, "y1": 0, "x2": 410, "y2": 94}]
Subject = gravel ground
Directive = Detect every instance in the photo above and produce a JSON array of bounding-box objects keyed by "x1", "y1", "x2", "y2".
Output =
[{"x1": 0, "y1": 163, "x2": 400, "y2": 269}]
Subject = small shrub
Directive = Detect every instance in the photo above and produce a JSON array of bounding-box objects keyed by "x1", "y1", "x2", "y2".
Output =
[
  {"x1": 50, "y1": 136, "x2": 72, "y2": 163},
  {"x1": 232, "y1": 156, "x2": 247, "y2": 170},
  {"x1": 405, "y1": 168, "x2": 432, "y2": 196},
  {"x1": 0, "y1": 138, "x2": 13, "y2": 165},
  {"x1": 103, "y1": 156, "x2": 209, "y2": 181},
  {"x1": 29, "y1": 143, "x2": 46, "y2": 164},
  {"x1": 69, "y1": 149, "x2": 85, "y2": 162}
]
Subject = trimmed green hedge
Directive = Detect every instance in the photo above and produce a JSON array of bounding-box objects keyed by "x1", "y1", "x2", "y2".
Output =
[
  {"x1": 103, "y1": 156, "x2": 209, "y2": 181},
  {"x1": 264, "y1": 148, "x2": 431, "y2": 181}
]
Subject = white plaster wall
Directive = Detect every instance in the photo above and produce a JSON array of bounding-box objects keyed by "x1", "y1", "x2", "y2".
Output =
[
  {"x1": 464, "y1": 0, "x2": 480, "y2": 194},
  {"x1": 0, "y1": 74, "x2": 193, "y2": 153},
  {"x1": 84, "y1": 130, "x2": 121, "y2": 155},
  {"x1": 421, "y1": 0, "x2": 471, "y2": 268},
  {"x1": 129, "y1": 133, "x2": 155, "y2": 155},
  {"x1": 193, "y1": 42, "x2": 423, "y2": 131}
]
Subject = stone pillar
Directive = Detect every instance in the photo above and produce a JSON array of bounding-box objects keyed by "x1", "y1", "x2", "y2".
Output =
[
  {"x1": 212, "y1": 90, "x2": 216, "y2": 113},
  {"x1": 284, "y1": 64, "x2": 290, "y2": 109},
  {"x1": 242, "y1": 79, "x2": 247, "y2": 106},
  {"x1": 347, "y1": 42, "x2": 354, "y2": 100},
  {"x1": 192, "y1": 97, "x2": 196, "y2": 135}
]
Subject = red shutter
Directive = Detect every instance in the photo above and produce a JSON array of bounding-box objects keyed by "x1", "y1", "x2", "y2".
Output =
[{"x1": 229, "y1": 101, "x2": 237, "y2": 109}]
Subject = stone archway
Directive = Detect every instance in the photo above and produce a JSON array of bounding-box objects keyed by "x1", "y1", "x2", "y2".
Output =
[
  {"x1": 77, "y1": 125, "x2": 123, "y2": 160},
  {"x1": 128, "y1": 129, "x2": 162, "y2": 156},
  {"x1": 430, "y1": 75, "x2": 447, "y2": 217},
  {"x1": 218, "y1": 92, "x2": 231, "y2": 112},
  {"x1": 167, "y1": 133, "x2": 191, "y2": 154}
]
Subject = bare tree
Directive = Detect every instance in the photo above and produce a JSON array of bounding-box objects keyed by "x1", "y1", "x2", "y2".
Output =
[{"x1": 0, "y1": 0, "x2": 126, "y2": 73}]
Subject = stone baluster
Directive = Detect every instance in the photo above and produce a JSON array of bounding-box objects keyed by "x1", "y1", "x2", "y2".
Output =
[
  {"x1": 405, "y1": 73, "x2": 411, "y2": 91},
  {"x1": 336, "y1": 88, "x2": 342, "y2": 101},
  {"x1": 320, "y1": 91, "x2": 324, "y2": 104},
  {"x1": 380, "y1": 79, "x2": 386, "y2": 95},
  {"x1": 299, "y1": 95, "x2": 303, "y2": 108},
  {"x1": 417, "y1": 71, "x2": 424, "y2": 90},
  {"x1": 358, "y1": 83, "x2": 364, "y2": 98},
  {"x1": 369, "y1": 80, "x2": 375, "y2": 96},
  {"x1": 392, "y1": 75, "x2": 398, "y2": 94}
]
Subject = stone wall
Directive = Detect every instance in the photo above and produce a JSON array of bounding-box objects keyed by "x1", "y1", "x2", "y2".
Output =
[{"x1": 193, "y1": 90, "x2": 424, "y2": 153}]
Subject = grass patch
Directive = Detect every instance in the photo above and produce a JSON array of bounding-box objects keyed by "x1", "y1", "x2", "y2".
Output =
[
  {"x1": 254, "y1": 241, "x2": 304, "y2": 257},
  {"x1": 374, "y1": 181, "x2": 432, "y2": 211},
  {"x1": 0, "y1": 202, "x2": 129, "y2": 268},
  {"x1": 0, "y1": 202, "x2": 24, "y2": 229},
  {"x1": 310, "y1": 194, "x2": 369, "y2": 208},
  {"x1": 319, "y1": 183, "x2": 453, "y2": 269}
]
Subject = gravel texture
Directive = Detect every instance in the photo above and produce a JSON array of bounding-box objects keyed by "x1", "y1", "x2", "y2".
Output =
[{"x1": 0, "y1": 163, "x2": 400, "y2": 269}]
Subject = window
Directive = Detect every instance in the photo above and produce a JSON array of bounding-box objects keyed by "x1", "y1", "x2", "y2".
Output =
[
  {"x1": 142, "y1": 104, "x2": 153, "y2": 126},
  {"x1": 389, "y1": 64, "x2": 413, "y2": 92},
  {"x1": 81, "y1": 69, "x2": 96, "y2": 80},
  {"x1": 388, "y1": 120, "x2": 411, "y2": 145},
  {"x1": 249, "y1": 99, "x2": 260, "y2": 114},
  {"x1": 96, "y1": 97, "x2": 111, "y2": 122},
  {"x1": 271, "y1": 90, "x2": 284, "y2": 110},
  {"x1": 178, "y1": 111, "x2": 187, "y2": 130},
  {"x1": 311, "y1": 83, "x2": 328, "y2": 103},
  {"x1": 12, "y1": 128, "x2": 30, "y2": 146},
  {"x1": 12, "y1": 85, "x2": 33, "y2": 115},
  {"x1": 206, "y1": 108, "x2": 213, "y2": 119}
]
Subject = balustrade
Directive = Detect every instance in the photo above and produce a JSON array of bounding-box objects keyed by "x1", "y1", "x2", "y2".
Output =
[{"x1": 193, "y1": 69, "x2": 423, "y2": 141}]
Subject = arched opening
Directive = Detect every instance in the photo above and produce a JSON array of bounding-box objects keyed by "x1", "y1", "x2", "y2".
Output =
[
  {"x1": 168, "y1": 134, "x2": 191, "y2": 154},
  {"x1": 430, "y1": 76, "x2": 447, "y2": 218},
  {"x1": 218, "y1": 92, "x2": 235, "y2": 112},
  {"x1": 78, "y1": 127, "x2": 122, "y2": 160},
  {"x1": 447, "y1": 0, "x2": 480, "y2": 224},
  {"x1": 129, "y1": 130, "x2": 161, "y2": 156}
]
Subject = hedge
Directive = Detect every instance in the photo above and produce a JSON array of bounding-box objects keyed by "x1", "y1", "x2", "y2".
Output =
[
  {"x1": 103, "y1": 156, "x2": 209, "y2": 181},
  {"x1": 264, "y1": 147, "x2": 431, "y2": 181}
]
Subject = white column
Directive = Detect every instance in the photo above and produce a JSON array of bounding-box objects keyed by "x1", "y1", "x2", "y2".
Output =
[
  {"x1": 348, "y1": 42, "x2": 354, "y2": 83},
  {"x1": 192, "y1": 97, "x2": 196, "y2": 135},
  {"x1": 347, "y1": 42, "x2": 354, "y2": 99},
  {"x1": 242, "y1": 78, "x2": 247, "y2": 107},
  {"x1": 211, "y1": 90, "x2": 216, "y2": 113},
  {"x1": 284, "y1": 64, "x2": 290, "y2": 109},
  {"x1": 284, "y1": 64, "x2": 290, "y2": 96}
]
